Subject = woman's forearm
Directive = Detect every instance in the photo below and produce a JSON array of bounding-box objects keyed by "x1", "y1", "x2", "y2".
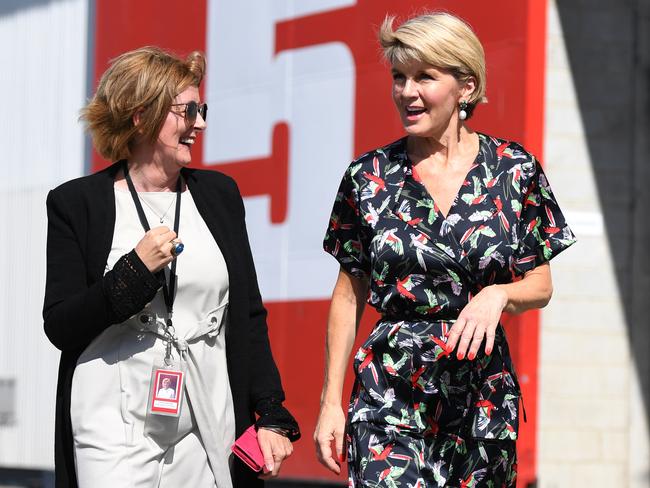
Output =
[
  {"x1": 320, "y1": 269, "x2": 367, "y2": 406},
  {"x1": 494, "y1": 262, "x2": 553, "y2": 315},
  {"x1": 321, "y1": 299, "x2": 358, "y2": 406}
]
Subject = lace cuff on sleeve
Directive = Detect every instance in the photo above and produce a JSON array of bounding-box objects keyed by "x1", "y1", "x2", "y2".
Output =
[
  {"x1": 103, "y1": 250, "x2": 161, "y2": 323},
  {"x1": 255, "y1": 398, "x2": 301, "y2": 442}
]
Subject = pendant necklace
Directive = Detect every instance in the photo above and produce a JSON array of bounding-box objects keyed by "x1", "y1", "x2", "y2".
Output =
[{"x1": 140, "y1": 195, "x2": 176, "y2": 224}]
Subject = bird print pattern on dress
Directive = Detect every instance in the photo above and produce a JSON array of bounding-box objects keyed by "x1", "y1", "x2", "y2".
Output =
[{"x1": 323, "y1": 133, "x2": 575, "y2": 487}]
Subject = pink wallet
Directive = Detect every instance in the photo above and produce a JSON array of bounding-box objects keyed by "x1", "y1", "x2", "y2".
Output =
[{"x1": 232, "y1": 425, "x2": 266, "y2": 472}]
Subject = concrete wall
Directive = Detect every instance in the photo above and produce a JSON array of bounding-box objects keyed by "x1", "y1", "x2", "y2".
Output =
[{"x1": 539, "y1": 1, "x2": 650, "y2": 486}]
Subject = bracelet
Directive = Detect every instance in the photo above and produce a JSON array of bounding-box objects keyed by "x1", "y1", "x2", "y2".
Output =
[{"x1": 258, "y1": 426, "x2": 290, "y2": 437}]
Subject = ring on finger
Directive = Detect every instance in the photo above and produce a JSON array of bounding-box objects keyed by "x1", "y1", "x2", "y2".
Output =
[{"x1": 170, "y1": 239, "x2": 184, "y2": 257}]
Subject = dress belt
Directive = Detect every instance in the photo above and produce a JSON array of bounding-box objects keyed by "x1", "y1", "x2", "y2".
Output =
[
  {"x1": 130, "y1": 300, "x2": 228, "y2": 342},
  {"x1": 126, "y1": 301, "x2": 234, "y2": 488},
  {"x1": 379, "y1": 313, "x2": 459, "y2": 323}
]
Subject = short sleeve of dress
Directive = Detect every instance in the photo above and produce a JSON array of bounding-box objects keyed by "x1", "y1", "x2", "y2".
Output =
[
  {"x1": 513, "y1": 158, "x2": 576, "y2": 275},
  {"x1": 323, "y1": 164, "x2": 371, "y2": 279}
]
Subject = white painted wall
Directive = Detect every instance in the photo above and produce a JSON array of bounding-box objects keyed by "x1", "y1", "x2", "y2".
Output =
[
  {"x1": 539, "y1": 2, "x2": 649, "y2": 486},
  {"x1": 0, "y1": 0, "x2": 88, "y2": 468},
  {"x1": 204, "y1": 0, "x2": 356, "y2": 302}
]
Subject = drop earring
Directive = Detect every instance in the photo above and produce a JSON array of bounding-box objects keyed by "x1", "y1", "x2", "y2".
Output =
[{"x1": 459, "y1": 100, "x2": 468, "y2": 120}]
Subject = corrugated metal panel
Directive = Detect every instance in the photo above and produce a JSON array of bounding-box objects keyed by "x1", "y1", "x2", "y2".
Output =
[
  {"x1": 0, "y1": 378, "x2": 16, "y2": 426},
  {"x1": 0, "y1": 0, "x2": 88, "y2": 469}
]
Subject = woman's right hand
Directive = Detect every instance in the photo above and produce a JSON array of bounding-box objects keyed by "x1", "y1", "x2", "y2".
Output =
[
  {"x1": 314, "y1": 268, "x2": 366, "y2": 475},
  {"x1": 314, "y1": 402, "x2": 347, "y2": 474},
  {"x1": 134, "y1": 226, "x2": 178, "y2": 273}
]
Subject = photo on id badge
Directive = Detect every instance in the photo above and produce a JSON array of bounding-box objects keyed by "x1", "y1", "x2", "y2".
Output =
[{"x1": 150, "y1": 369, "x2": 183, "y2": 416}]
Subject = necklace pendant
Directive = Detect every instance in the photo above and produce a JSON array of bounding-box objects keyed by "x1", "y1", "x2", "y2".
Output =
[{"x1": 160, "y1": 218, "x2": 164, "y2": 224}]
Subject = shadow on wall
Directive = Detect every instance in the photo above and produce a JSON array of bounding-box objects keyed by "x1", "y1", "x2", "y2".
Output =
[{"x1": 556, "y1": 0, "x2": 650, "y2": 429}]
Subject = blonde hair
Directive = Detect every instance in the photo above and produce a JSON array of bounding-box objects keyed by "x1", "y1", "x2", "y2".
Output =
[
  {"x1": 379, "y1": 12, "x2": 487, "y2": 116},
  {"x1": 81, "y1": 46, "x2": 206, "y2": 161}
]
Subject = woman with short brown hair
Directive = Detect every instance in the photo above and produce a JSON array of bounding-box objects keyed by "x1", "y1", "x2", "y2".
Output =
[{"x1": 44, "y1": 46, "x2": 299, "y2": 488}]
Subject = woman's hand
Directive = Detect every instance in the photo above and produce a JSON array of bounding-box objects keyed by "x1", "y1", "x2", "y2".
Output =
[
  {"x1": 446, "y1": 265, "x2": 553, "y2": 360},
  {"x1": 134, "y1": 226, "x2": 179, "y2": 273},
  {"x1": 257, "y1": 428, "x2": 294, "y2": 478},
  {"x1": 445, "y1": 285, "x2": 508, "y2": 360},
  {"x1": 314, "y1": 402, "x2": 347, "y2": 474}
]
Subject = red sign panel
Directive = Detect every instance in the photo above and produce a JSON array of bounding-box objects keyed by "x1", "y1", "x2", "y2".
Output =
[{"x1": 93, "y1": 1, "x2": 547, "y2": 483}]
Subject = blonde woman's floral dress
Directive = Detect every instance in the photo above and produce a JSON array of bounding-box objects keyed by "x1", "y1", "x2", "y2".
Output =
[{"x1": 323, "y1": 134, "x2": 575, "y2": 487}]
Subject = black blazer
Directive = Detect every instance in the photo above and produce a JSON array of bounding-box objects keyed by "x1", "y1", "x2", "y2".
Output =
[{"x1": 43, "y1": 161, "x2": 297, "y2": 487}]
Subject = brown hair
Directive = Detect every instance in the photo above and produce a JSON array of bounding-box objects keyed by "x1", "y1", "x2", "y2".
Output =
[
  {"x1": 379, "y1": 13, "x2": 487, "y2": 117},
  {"x1": 80, "y1": 46, "x2": 206, "y2": 161}
]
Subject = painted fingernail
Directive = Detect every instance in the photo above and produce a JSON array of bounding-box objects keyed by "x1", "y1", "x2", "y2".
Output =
[
  {"x1": 457, "y1": 352, "x2": 464, "y2": 360},
  {"x1": 486, "y1": 348, "x2": 492, "y2": 356},
  {"x1": 468, "y1": 352, "x2": 475, "y2": 360},
  {"x1": 339, "y1": 453, "x2": 346, "y2": 463}
]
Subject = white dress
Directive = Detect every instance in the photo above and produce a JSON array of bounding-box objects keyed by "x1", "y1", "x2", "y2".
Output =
[{"x1": 70, "y1": 187, "x2": 235, "y2": 488}]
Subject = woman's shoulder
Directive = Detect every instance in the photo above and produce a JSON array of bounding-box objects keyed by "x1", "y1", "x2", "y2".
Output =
[
  {"x1": 478, "y1": 132, "x2": 537, "y2": 169},
  {"x1": 344, "y1": 136, "x2": 408, "y2": 179},
  {"x1": 478, "y1": 133, "x2": 547, "y2": 201},
  {"x1": 183, "y1": 167, "x2": 236, "y2": 186},
  {"x1": 48, "y1": 162, "x2": 118, "y2": 203},
  {"x1": 183, "y1": 167, "x2": 240, "y2": 197},
  {"x1": 354, "y1": 136, "x2": 407, "y2": 166}
]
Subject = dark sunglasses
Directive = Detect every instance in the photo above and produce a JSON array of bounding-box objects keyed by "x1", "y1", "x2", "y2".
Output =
[{"x1": 170, "y1": 101, "x2": 207, "y2": 124}]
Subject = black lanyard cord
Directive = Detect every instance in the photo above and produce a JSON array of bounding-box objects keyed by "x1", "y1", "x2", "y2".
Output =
[{"x1": 123, "y1": 161, "x2": 182, "y2": 324}]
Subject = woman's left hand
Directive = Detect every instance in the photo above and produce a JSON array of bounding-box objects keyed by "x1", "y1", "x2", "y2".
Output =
[
  {"x1": 445, "y1": 285, "x2": 508, "y2": 360},
  {"x1": 257, "y1": 428, "x2": 294, "y2": 478}
]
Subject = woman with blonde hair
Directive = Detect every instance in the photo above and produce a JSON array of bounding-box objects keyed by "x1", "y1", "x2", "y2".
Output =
[
  {"x1": 315, "y1": 12, "x2": 574, "y2": 487},
  {"x1": 44, "y1": 46, "x2": 299, "y2": 488}
]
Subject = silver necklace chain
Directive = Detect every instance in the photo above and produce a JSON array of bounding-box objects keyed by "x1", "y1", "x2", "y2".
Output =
[{"x1": 140, "y1": 194, "x2": 176, "y2": 224}]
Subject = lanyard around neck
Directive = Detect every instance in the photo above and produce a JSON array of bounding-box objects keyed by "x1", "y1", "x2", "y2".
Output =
[{"x1": 122, "y1": 161, "x2": 182, "y2": 323}]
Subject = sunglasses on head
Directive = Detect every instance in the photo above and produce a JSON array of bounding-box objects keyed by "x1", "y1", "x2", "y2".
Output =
[{"x1": 170, "y1": 101, "x2": 208, "y2": 124}]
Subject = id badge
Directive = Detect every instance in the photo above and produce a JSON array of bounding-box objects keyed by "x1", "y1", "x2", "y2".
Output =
[{"x1": 147, "y1": 361, "x2": 185, "y2": 418}]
